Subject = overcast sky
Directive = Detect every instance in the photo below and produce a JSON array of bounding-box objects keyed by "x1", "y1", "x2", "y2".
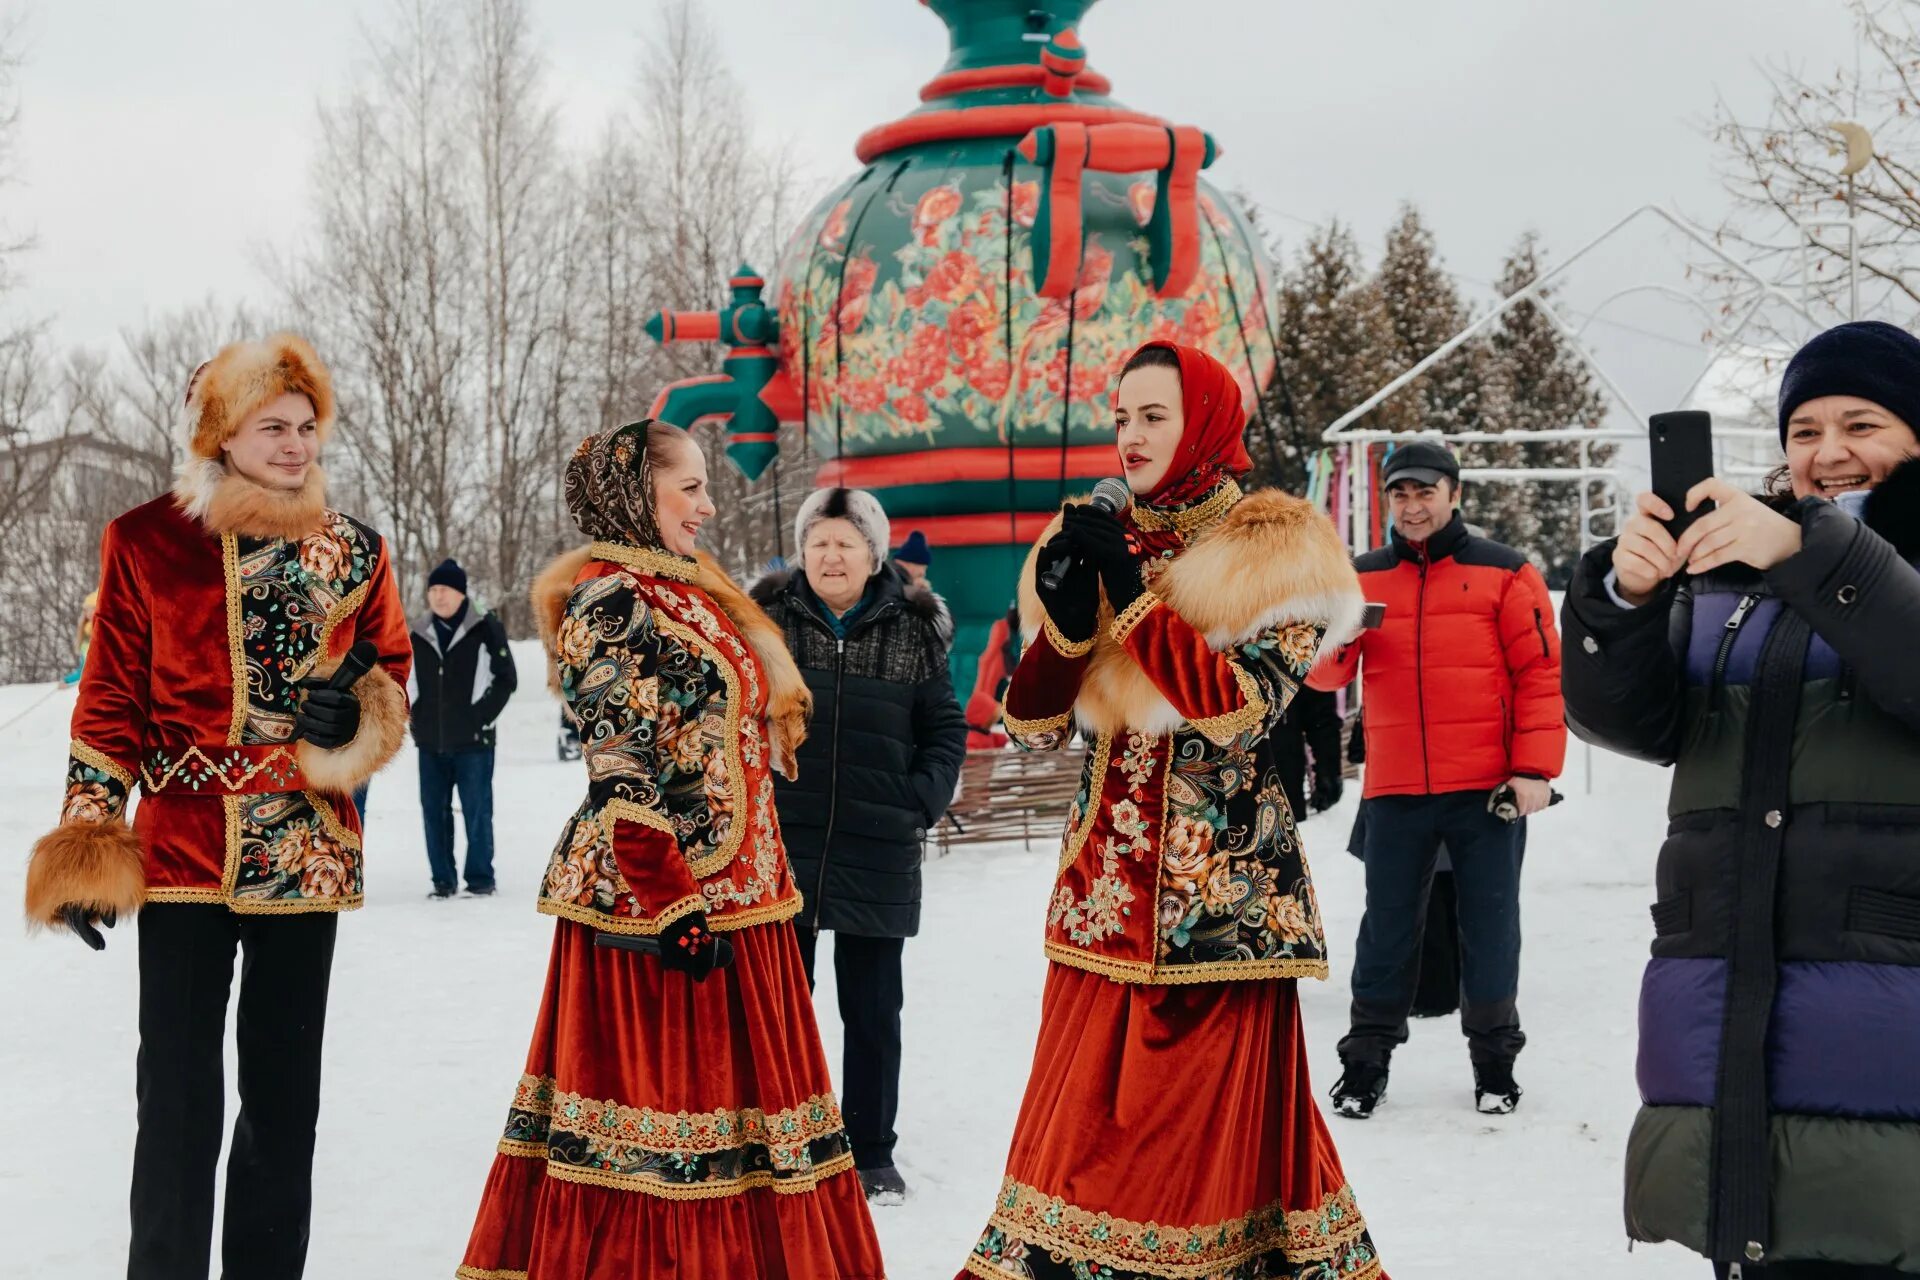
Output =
[{"x1": 8, "y1": 0, "x2": 1865, "y2": 414}]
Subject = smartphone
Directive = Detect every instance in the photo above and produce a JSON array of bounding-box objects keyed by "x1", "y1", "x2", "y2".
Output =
[
  {"x1": 1360, "y1": 602, "x2": 1387, "y2": 630},
  {"x1": 1649, "y1": 411, "x2": 1716, "y2": 537}
]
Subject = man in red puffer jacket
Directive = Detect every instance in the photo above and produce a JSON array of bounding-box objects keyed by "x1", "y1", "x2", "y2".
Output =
[{"x1": 1308, "y1": 440, "x2": 1565, "y2": 1119}]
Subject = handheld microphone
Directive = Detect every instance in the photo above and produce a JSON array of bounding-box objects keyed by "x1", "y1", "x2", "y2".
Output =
[
  {"x1": 1040, "y1": 477, "x2": 1134, "y2": 592},
  {"x1": 326, "y1": 641, "x2": 379, "y2": 691}
]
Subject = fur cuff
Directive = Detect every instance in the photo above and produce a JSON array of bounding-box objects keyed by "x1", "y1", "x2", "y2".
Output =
[
  {"x1": 296, "y1": 664, "x2": 409, "y2": 792},
  {"x1": 25, "y1": 820, "x2": 146, "y2": 928}
]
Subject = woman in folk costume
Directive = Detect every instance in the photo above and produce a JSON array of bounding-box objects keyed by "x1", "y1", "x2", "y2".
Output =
[
  {"x1": 458, "y1": 421, "x2": 885, "y2": 1280},
  {"x1": 960, "y1": 341, "x2": 1385, "y2": 1280},
  {"x1": 23, "y1": 334, "x2": 412, "y2": 1280}
]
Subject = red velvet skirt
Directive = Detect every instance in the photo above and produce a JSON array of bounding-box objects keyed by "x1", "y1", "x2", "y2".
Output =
[
  {"x1": 960, "y1": 963, "x2": 1385, "y2": 1280},
  {"x1": 459, "y1": 919, "x2": 885, "y2": 1280}
]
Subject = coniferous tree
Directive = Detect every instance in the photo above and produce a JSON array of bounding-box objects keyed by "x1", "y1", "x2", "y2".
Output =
[{"x1": 1371, "y1": 204, "x2": 1492, "y2": 436}]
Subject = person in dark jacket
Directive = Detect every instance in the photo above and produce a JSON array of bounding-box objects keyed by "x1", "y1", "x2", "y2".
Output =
[
  {"x1": 751, "y1": 487, "x2": 967, "y2": 1205},
  {"x1": 409, "y1": 558, "x2": 517, "y2": 898},
  {"x1": 1273, "y1": 683, "x2": 1343, "y2": 820},
  {"x1": 1563, "y1": 320, "x2": 1920, "y2": 1279}
]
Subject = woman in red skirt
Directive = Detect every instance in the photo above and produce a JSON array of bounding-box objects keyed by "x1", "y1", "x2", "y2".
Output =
[
  {"x1": 459, "y1": 421, "x2": 884, "y2": 1279},
  {"x1": 960, "y1": 342, "x2": 1385, "y2": 1280}
]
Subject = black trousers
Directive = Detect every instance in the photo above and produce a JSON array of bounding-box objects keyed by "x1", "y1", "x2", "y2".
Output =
[
  {"x1": 1714, "y1": 1264, "x2": 1908, "y2": 1278},
  {"x1": 794, "y1": 925, "x2": 905, "y2": 1171},
  {"x1": 130, "y1": 903, "x2": 338, "y2": 1280},
  {"x1": 1339, "y1": 791, "x2": 1527, "y2": 1068}
]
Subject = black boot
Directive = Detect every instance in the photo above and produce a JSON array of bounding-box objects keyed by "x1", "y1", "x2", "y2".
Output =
[
  {"x1": 1330, "y1": 1059, "x2": 1389, "y2": 1119},
  {"x1": 1473, "y1": 1061, "x2": 1522, "y2": 1114}
]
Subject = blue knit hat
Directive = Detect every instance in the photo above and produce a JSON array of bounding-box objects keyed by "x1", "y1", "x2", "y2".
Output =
[
  {"x1": 896, "y1": 529, "x2": 932, "y2": 567},
  {"x1": 427, "y1": 558, "x2": 467, "y2": 595},
  {"x1": 1777, "y1": 321, "x2": 1920, "y2": 445}
]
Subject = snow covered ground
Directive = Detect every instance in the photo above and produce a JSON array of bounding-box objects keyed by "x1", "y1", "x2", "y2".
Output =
[{"x1": 1, "y1": 642, "x2": 1700, "y2": 1278}]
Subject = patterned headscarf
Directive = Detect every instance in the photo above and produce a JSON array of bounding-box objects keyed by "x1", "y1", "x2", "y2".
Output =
[
  {"x1": 564, "y1": 421, "x2": 663, "y2": 547},
  {"x1": 1118, "y1": 341, "x2": 1253, "y2": 561}
]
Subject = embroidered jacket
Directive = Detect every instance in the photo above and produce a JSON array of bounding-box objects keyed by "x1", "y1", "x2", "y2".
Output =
[
  {"x1": 531, "y1": 543, "x2": 812, "y2": 936},
  {"x1": 51, "y1": 492, "x2": 411, "y2": 915},
  {"x1": 1008, "y1": 483, "x2": 1365, "y2": 985}
]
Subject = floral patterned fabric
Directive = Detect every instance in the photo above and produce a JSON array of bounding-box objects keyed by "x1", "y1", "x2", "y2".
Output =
[
  {"x1": 56, "y1": 494, "x2": 410, "y2": 913},
  {"x1": 1038, "y1": 616, "x2": 1330, "y2": 985},
  {"x1": 537, "y1": 552, "x2": 799, "y2": 935}
]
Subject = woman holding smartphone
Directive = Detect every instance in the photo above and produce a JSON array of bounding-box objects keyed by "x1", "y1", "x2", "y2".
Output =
[{"x1": 1563, "y1": 320, "x2": 1920, "y2": 1278}]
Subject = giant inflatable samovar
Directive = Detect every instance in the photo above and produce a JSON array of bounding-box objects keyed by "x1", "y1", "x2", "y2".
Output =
[{"x1": 648, "y1": 0, "x2": 1280, "y2": 687}]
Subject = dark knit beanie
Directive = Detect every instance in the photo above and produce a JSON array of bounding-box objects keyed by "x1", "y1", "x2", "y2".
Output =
[
  {"x1": 896, "y1": 529, "x2": 932, "y2": 567},
  {"x1": 1777, "y1": 321, "x2": 1920, "y2": 445},
  {"x1": 427, "y1": 558, "x2": 468, "y2": 595}
]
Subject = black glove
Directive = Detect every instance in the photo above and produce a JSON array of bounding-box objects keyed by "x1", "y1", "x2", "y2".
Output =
[
  {"x1": 1062, "y1": 504, "x2": 1144, "y2": 614},
  {"x1": 1309, "y1": 771, "x2": 1344, "y2": 813},
  {"x1": 658, "y1": 911, "x2": 735, "y2": 982},
  {"x1": 1034, "y1": 528, "x2": 1100, "y2": 644},
  {"x1": 295, "y1": 680, "x2": 362, "y2": 750},
  {"x1": 60, "y1": 903, "x2": 116, "y2": 952}
]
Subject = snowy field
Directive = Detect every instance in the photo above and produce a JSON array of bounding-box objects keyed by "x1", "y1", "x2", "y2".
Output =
[{"x1": 1, "y1": 641, "x2": 1700, "y2": 1278}]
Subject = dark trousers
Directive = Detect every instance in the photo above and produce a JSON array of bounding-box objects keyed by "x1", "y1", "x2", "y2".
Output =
[
  {"x1": 131, "y1": 903, "x2": 338, "y2": 1280},
  {"x1": 794, "y1": 925, "x2": 905, "y2": 1171},
  {"x1": 1715, "y1": 1264, "x2": 1908, "y2": 1278},
  {"x1": 1340, "y1": 791, "x2": 1527, "y2": 1067},
  {"x1": 419, "y1": 746, "x2": 495, "y2": 891}
]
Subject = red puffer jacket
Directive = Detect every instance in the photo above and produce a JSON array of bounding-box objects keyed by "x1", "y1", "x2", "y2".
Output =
[{"x1": 1308, "y1": 513, "x2": 1566, "y2": 797}]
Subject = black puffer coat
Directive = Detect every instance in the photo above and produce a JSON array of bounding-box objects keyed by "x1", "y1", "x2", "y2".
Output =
[{"x1": 752, "y1": 565, "x2": 967, "y2": 938}]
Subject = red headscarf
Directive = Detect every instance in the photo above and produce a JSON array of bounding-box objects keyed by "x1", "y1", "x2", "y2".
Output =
[
  {"x1": 1131, "y1": 340, "x2": 1253, "y2": 507},
  {"x1": 1114, "y1": 341, "x2": 1252, "y2": 560}
]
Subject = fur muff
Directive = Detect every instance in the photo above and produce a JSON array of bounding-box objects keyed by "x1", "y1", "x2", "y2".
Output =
[
  {"x1": 182, "y1": 332, "x2": 335, "y2": 461},
  {"x1": 1018, "y1": 488, "x2": 1365, "y2": 740},
  {"x1": 174, "y1": 460, "x2": 328, "y2": 540},
  {"x1": 532, "y1": 546, "x2": 813, "y2": 781},
  {"x1": 295, "y1": 663, "x2": 409, "y2": 792},
  {"x1": 24, "y1": 819, "x2": 146, "y2": 929}
]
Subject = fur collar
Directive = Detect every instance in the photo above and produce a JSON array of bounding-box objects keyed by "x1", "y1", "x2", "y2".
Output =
[
  {"x1": 1018, "y1": 488, "x2": 1365, "y2": 739},
  {"x1": 532, "y1": 545, "x2": 812, "y2": 779},
  {"x1": 749, "y1": 564, "x2": 954, "y2": 644},
  {"x1": 174, "y1": 456, "x2": 328, "y2": 540}
]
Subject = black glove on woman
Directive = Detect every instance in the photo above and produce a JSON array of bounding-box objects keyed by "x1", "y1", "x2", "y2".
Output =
[
  {"x1": 1033, "y1": 527, "x2": 1100, "y2": 644},
  {"x1": 659, "y1": 910, "x2": 735, "y2": 982},
  {"x1": 295, "y1": 679, "x2": 362, "y2": 750},
  {"x1": 1062, "y1": 504, "x2": 1144, "y2": 614}
]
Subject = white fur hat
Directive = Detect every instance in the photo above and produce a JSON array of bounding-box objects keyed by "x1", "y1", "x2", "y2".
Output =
[{"x1": 794, "y1": 487, "x2": 891, "y2": 574}]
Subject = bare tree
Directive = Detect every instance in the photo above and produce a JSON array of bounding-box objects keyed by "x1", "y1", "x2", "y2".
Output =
[{"x1": 1705, "y1": 0, "x2": 1920, "y2": 338}]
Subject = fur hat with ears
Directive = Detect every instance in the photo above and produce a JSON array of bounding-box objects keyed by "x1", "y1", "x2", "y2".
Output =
[
  {"x1": 794, "y1": 487, "x2": 891, "y2": 574},
  {"x1": 181, "y1": 333, "x2": 335, "y2": 461}
]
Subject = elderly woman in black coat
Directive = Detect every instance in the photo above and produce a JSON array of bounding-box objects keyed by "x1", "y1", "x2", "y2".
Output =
[{"x1": 751, "y1": 486, "x2": 967, "y2": 1205}]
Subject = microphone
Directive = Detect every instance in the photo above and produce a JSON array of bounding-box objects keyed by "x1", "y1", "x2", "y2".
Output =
[
  {"x1": 326, "y1": 641, "x2": 379, "y2": 691},
  {"x1": 1040, "y1": 477, "x2": 1134, "y2": 592}
]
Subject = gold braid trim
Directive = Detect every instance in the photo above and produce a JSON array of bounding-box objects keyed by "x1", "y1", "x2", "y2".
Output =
[
  {"x1": 546, "y1": 1088, "x2": 846, "y2": 1157},
  {"x1": 69, "y1": 739, "x2": 134, "y2": 791},
  {"x1": 1109, "y1": 592, "x2": 1161, "y2": 643},
  {"x1": 536, "y1": 890, "x2": 800, "y2": 935},
  {"x1": 1186, "y1": 662, "x2": 1270, "y2": 746},
  {"x1": 226, "y1": 893, "x2": 361, "y2": 915},
  {"x1": 588, "y1": 541, "x2": 698, "y2": 582},
  {"x1": 1042, "y1": 941, "x2": 1329, "y2": 985},
  {"x1": 289, "y1": 572, "x2": 373, "y2": 684},
  {"x1": 1127, "y1": 478, "x2": 1242, "y2": 536},
  {"x1": 145, "y1": 887, "x2": 226, "y2": 904},
  {"x1": 496, "y1": 1139, "x2": 546, "y2": 1159},
  {"x1": 982, "y1": 1177, "x2": 1374, "y2": 1278},
  {"x1": 1057, "y1": 731, "x2": 1113, "y2": 875},
  {"x1": 604, "y1": 797, "x2": 677, "y2": 839},
  {"x1": 542, "y1": 1147, "x2": 856, "y2": 1200},
  {"x1": 1002, "y1": 708, "x2": 1071, "y2": 739},
  {"x1": 1042, "y1": 615, "x2": 1094, "y2": 658},
  {"x1": 455, "y1": 1267, "x2": 529, "y2": 1280},
  {"x1": 222, "y1": 534, "x2": 247, "y2": 744}
]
